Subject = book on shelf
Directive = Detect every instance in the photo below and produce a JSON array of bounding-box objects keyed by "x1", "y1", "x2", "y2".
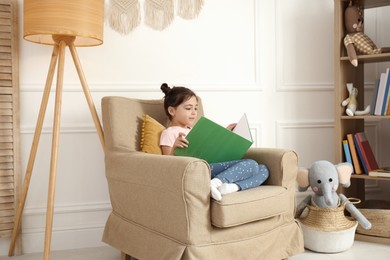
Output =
[
  {"x1": 374, "y1": 70, "x2": 389, "y2": 116},
  {"x1": 373, "y1": 68, "x2": 390, "y2": 116},
  {"x1": 346, "y1": 134, "x2": 362, "y2": 174},
  {"x1": 385, "y1": 88, "x2": 390, "y2": 115},
  {"x1": 381, "y1": 69, "x2": 390, "y2": 115},
  {"x1": 342, "y1": 139, "x2": 354, "y2": 173},
  {"x1": 174, "y1": 114, "x2": 253, "y2": 163},
  {"x1": 370, "y1": 79, "x2": 380, "y2": 115},
  {"x1": 353, "y1": 132, "x2": 379, "y2": 174},
  {"x1": 368, "y1": 167, "x2": 390, "y2": 178},
  {"x1": 353, "y1": 134, "x2": 368, "y2": 174},
  {"x1": 387, "y1": 97, "x2": 390, "y2": 115}
]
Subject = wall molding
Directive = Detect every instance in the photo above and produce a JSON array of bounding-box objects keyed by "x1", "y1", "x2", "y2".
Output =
[
  {"x1": 276, "y1": 83, "x2": 334, "y2": 92},
  {"x1": 21, "y1": 125, "x2": 97, "y2": 135},
  {"x1": 249, "y1": 124, "x2": 261, "y2": 147},
  {"x1": 23, "y1": 201, "x2": 111, "y2": 217},
  {"x1": 20, "y1": 82, "x2": 264, "y2": 93},
  {"x1": 276, "y1": 120, "x2": 334, "y2": 129},
  {"x1": 275, "y1": 0, "x2": 334, "y2": 92},
  {"x1": 2, "y1": 201, "x2": 113, "y2": 254},
  {"x1": 20, "y1": 226, "x2": 108, "y2": 254},
  {"x1": 275, "y1": 120, "x2": 334, "y2": 142}
]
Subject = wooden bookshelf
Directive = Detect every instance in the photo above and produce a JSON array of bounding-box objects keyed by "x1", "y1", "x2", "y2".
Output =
[{"x1": 334, "y1": 0, "x2": 390, "y2": 245}]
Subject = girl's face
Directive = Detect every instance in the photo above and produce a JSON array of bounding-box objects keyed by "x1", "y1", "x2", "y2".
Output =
[{"x1": 169, "y1": 96, "x2": 198, "y2": 128}]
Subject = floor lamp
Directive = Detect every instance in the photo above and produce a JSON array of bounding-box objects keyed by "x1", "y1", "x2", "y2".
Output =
[{"x1": 8, "y1": 1, "x2": 105, "y2": 259}]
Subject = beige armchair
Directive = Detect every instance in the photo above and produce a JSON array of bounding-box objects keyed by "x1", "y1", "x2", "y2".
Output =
[{"x1": 101, "y1": 96, "x2": 304, "y2": 260}]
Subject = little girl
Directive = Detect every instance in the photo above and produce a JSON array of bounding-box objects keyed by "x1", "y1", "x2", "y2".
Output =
[{"x1": 159, "y1": 83, "x2": 269, "y2": 201}]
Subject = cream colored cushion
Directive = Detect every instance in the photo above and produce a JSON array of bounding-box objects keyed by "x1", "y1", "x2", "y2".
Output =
[
  {"x1": 140, "y1": 114, "x2": 165, "y2": 154},
  {"x1": 211, "y1": 185, "x2": 289, "y2": 227}
]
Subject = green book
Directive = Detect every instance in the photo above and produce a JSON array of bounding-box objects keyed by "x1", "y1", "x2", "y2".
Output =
[{"x1": 174, "y1": 114, "x2": 253, "y2": 163}]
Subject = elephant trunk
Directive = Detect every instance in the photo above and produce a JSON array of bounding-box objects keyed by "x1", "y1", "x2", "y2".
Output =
[{"x1": 322, "y1": 182, "x2": 334, "y2": 206}]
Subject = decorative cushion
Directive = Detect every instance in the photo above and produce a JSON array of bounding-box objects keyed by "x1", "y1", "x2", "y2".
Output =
[{"x1": 140, "y1": 114, "x2": 166, "y2": 154}]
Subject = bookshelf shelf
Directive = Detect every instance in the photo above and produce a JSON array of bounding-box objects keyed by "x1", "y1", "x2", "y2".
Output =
[
  {"x1": 351, "y1": 174, "x2": 390, "y2": 181},
  {"x1": 362, "y1": 0, "x2": 390, "y2": 9},
  {"x1": 334, "y1": 0, "x2": 390, "y2": 245},
  {"x1": 340, "y1": 53, "x2": 390, "y2": 63},
  {"x1": 341, "y1": 115, "x2": 390, "y2": 119}
]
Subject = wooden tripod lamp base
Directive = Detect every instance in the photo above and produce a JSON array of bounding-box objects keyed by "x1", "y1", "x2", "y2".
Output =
[{"x1": 9, "y1": 1, "x2": 105, "y2": 259}]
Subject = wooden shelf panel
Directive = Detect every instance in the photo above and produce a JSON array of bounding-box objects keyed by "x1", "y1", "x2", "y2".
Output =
[
  {"x1": 361, "y1": 0, "x2": 390, "y2": 9},
  {"x1": 341, "y1": 115, "x2": 390, "y2": 119},
  {"x1": 352, "y1": 174, "x2": 390, "y2": 181},
  {"x1": 340, "y1": 53, "x2": 390, "y2": 63},
  {"x1": 340, "y1": 0, "x2": 390, "y2": 9}
]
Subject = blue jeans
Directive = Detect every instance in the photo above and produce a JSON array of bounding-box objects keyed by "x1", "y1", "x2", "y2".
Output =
[{"x1": 209, "y1": 159, "x2": 269, "y2": 190}]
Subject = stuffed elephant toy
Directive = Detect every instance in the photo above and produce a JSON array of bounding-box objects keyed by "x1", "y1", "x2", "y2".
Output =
[{"x1": 295, "y1": 160, "x2": 371, "y2": 230}]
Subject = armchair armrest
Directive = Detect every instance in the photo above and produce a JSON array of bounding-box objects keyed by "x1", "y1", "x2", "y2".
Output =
[
  {"x1": 104, "y1": 150, "x2": 212, "y2": 244},
  {"x1": 243, "y1": 147, "x2": 298, "y2": 189},
  {"x1": 243, "y1": 147, "x2": 298, "y2": 218}
]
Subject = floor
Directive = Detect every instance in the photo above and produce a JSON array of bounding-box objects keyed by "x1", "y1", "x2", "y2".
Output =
[{"x1": 0, "y1": 241, "x2": 389, "y2": 260}]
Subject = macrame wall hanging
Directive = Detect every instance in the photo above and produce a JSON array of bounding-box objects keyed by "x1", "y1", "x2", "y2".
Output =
[{"x1": 107, "y1": 0, "x2": 204, "y2": 34}]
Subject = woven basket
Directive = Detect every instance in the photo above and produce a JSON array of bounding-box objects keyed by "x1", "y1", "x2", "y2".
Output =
[
  {"x1": 298, "y1": 201, "x2": 358, "y2": 253},
  {"x1": 299, "y1": 202, "x2": 357, "y2": 232},
  {"x1": 356, "y1": 200, "x2": 390, "y2": 238}
]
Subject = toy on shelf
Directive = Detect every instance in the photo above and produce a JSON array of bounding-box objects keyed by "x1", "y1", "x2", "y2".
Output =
[
  {"x1": 295, "y1": 160, "x2": 371, "y2": 253},
  {"x1": 344, "y1": 1, "x2": 390, "y2": 67},
  {"x1": 341, "y1": 83, "x2": 370, "y2": 116}
]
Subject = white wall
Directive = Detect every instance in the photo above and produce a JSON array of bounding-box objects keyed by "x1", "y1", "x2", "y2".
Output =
[{"x1": 1, "y1": 0, "x2": 389, "y2": 255}]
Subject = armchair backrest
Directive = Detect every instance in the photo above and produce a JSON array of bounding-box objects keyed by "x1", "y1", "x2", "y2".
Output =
[{"x1": 101, "y1": 96, "x2": 204, "y2": 152}]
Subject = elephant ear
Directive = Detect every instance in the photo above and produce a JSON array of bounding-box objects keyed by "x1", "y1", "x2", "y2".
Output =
[
  {"x1": 336, "y1": 162, "x2": 353, "y2": 187},
  {"x1": 297, "y1": 167, "x2": 310, "y2": 192}
]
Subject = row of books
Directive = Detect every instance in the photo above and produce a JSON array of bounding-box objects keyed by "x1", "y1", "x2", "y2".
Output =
[
  {"x1": 370, "y1": 68, "x2": 390, "y2": 116},
  {"x1": 343, "y1": 132, "x2": 380, "y2": 175}
]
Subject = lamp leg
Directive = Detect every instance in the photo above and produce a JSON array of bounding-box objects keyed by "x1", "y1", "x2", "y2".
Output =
[
  {"x1": 43, "y1": 40, "x2": 66, "y2": 260},
  {"x1": 68, "y1": 43, "x2": 105, "y2": 149},
  {"x1": 8, "y1": 45, "x2": 60, "y2": 257}
]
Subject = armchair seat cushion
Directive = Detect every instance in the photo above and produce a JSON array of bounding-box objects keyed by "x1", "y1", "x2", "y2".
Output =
[{"x1": 211, "y1": 185, "x2": 288, "y2": 228}]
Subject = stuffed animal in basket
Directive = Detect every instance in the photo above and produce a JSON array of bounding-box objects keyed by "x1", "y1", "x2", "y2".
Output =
[
  {"x1": 295, "y1": 160, "x2": 371, "y2": 253},
  {"x1": 341, "y1": 82, "x2": 370, "y2": 116},
  {"x1": 295, "y1": 160, "x2": 371, "y2": 229},
  {"x1": 344, "y1": 1, "x2": 390, "y2": 67}
]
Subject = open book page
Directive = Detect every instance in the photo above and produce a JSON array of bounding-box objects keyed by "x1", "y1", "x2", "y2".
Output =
[{"x1": 232, "y1": 113, "x2": 252, "y2": 142}]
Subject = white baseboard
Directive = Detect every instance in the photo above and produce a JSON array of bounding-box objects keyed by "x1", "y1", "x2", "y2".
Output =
[
  {"x1": 21, "y1": 225, "x2": 108, "y2": 254},
  {"x1": 0, "y1": 202, "x2": 112, "y2": 255}
]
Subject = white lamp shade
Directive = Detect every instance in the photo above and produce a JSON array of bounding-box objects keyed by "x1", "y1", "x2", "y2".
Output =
[{"x1": 23, "y1": 0, "x2": 104, "y2": 47}]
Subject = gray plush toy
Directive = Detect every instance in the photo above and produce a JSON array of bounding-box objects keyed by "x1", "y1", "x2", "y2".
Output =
[{"x1": 295, "y1": 160, "x2": 371, "y2": 230}]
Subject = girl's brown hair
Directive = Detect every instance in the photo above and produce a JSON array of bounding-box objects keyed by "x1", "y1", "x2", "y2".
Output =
[{"x1": 160, "y1": 83, "x2": 197, "y2": 120}]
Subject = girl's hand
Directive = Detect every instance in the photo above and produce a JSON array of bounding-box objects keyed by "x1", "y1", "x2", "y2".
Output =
[
  {"x1": 226, "y1": 123, "x2": 237, "y2": 131},
  {"x1": 173, "y1": 132, "x2": 189, "y2": 149}
]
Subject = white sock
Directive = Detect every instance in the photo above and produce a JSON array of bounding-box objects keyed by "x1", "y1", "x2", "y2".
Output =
[
  {"x1": 210, "y1": 178, "x2": 222, "y2": 201},
  {"x1": 218, "y1": 183, "x2": 240, "y2": 195}
]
